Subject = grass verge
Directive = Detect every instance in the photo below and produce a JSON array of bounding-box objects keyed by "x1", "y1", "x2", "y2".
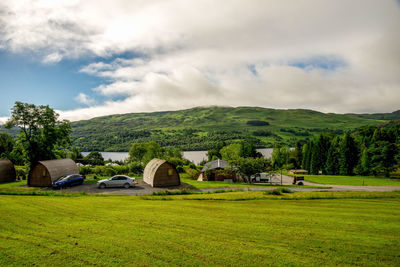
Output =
[
  {"x1": 0, "y1": 194, "x2": 399, "y2": 266},
  {"x1": 286, "y1": 174, "x2": 400, "y2": 186}
]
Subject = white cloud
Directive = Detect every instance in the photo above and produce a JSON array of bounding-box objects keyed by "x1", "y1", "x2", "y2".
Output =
[
  {"x1": 1, "y1": 0, "x2": 400, "y2": 120},
  {"x1": 42, "y1": 52, "x2": 63, "y2": 64},
  {"x1": 74, "y1": 93, "x2": 95, "y2": 106}
]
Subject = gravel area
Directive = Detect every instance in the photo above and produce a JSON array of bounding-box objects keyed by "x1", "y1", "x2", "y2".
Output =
[
  {"x1": 55, "y1": 179, "x2": 192, "y2": 195},
  {"x1": 51, "y1": 175, "x2": 400, "y2": 195}
]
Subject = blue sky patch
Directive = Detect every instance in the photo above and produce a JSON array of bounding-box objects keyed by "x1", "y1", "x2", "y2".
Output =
[{"x1": 289, "y1": 56, "x2": 347, "y2": 71}]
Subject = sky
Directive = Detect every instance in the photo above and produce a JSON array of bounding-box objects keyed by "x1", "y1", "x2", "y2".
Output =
[{"x1": 0, "y1": 0, "x2": 399, "y2": 122}]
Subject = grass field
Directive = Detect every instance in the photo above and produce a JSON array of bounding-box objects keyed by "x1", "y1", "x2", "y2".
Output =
[
  {"x1": 1, "y1": 192, "x2": 399, "y2": 266},
  {"x1": 293, "y1": 174, "x2": 400, "y2": 186}
]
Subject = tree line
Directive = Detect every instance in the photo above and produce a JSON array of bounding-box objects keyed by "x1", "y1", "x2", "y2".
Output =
[{"x1": 271, "y1": 122, "x2": 400, "y2": 177}]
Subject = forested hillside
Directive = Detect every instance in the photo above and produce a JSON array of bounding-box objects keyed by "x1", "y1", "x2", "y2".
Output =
[{"x1": 69, "y1": 106, "x2": 387, "y2": 151}]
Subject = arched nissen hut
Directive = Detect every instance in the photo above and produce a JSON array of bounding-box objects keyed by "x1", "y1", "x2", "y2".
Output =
[
  {"x1": 143, "y1": 159, "x2": 180, "y2": 187},
  {"x1": 29, "y1": 158, "x2": 79, "y2": 187},
  {"x1": 0, "y1": 159, "x2": 16, "y2": 183}
]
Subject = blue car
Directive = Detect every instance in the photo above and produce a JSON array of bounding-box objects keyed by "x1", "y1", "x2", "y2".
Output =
[{"x1": 53, "y1": 174, "x2": 84, "y2": 189}]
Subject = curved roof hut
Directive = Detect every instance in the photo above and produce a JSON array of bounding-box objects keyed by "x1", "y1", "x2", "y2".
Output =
[
  {"x1": 143, "y1": 158, "x2": 180, "y2": 187},
  {"x1": 0, "y1": 159, "x2": 16, "y2": 183},
  {"x1": 29, "y1": 158, "x2": 79, "y2": 187}
]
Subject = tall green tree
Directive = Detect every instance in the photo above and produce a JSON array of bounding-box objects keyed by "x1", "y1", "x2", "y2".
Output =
[
  {"x1": 271, "y1": 145, "x2": 290, "y2": 169},
  {"x1": 85, "y1": 151, "x2": 105, "y2": 166},
  {"x1": 310, "y1": 133, "x2": 332, "y2": 175},
  {"x1": 325, "y1": 136, "x2": 340, "y2": 175},
  {"x1": 369, "y1": 141, "x2": 398, "y2": 177},
  {"x1": 301, "y1": 140, "x2": 313, "y2": 172},
  {"x1": 5, "y1": 102, "x2": 71, "y2": 183},
  {"x1": 338, "y1": 133, "x2": 358, "y2": 176},
  {"x1": 355, "y1": 144, "x2": 372, "y2": 176},
  {"x1": 220, "y1": 143, "x2": 243, "y2": 161},
  {"x1": 0, "y1": 132, "x2": 14, "y2": 159},
  {"x1": 289, "y1": 141, "x2": 302, "y2": 169},
  {"x1": 207, "y1": 142, "x2": 225, "y2": 161}
]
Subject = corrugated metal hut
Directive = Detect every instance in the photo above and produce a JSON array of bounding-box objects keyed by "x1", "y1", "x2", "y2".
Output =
[
  {"x1": 29, "y1": 158, "x2": 79, "y2": 187},
  {"x1": 143, "y1": 158, "x2": 180, "y2": 187},
  {"x1": 0, "y1": 159, "x2": 16, "y2": 183}
]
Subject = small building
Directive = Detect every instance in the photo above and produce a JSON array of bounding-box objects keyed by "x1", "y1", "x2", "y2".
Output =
[
  {"x1": 0, "y1": 159, "x2": 16, "y2": 183},
  {"x1": 287, "y1": 169, "x2": 309, "y2": 175},
  {"x1": 143, "y1": 158, "x2": 180, "y2": 187},
  {"x1": 197, "y1": 159, "x2": 236, "y2": 182},
  {"x1": 29, "y1": 158, "x2": 79, "y2": 187}
]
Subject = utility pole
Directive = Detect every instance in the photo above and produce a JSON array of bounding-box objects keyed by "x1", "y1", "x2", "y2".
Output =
[{"x1": 280, "y1": 169, "x2": 282, "y2": 185}]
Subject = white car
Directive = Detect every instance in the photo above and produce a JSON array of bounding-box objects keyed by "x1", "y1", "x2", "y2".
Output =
[{"x1": 97, "y1": 175, "x2": 136, "y2": 189}]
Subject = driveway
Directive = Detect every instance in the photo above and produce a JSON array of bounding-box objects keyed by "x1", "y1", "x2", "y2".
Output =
[
  {"x1": 52, "y1": 175, "x2": 400, "y2": 195},
  {"x1": 55, "y1": 179, "x2": 192, "y2": 195}
]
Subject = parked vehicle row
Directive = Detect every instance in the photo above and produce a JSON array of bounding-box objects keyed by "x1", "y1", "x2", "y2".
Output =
[{"x1": 52, "y1": 174, "x2": 136, "y2": 189}]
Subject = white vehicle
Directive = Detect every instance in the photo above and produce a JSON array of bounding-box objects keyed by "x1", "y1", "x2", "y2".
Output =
[
  {"x1": 251, "y1": 173, "x2": 270, "y2": 183},
  {"x1": 97, "y1": 175, "x2": 137, "y2": 189}
]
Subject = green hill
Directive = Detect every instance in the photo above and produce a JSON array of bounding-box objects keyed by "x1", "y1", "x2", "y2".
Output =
[{"x1": 70, "y1": 106, "x2": 387, "y2": 151}]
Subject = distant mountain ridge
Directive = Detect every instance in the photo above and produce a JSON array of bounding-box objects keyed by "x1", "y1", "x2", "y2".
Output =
[
  {"x1": 68, "y1": 106, "x2": 394, "y2": 151},
  {"x1": 2, "y1": 106, "x2": 399, "y2": 151},
  {"x1": 352, "y1": 110, "x2": 400, "y2": 120}
]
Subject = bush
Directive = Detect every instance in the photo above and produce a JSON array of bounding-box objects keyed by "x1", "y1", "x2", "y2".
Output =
[
  {"x1": 15, "y1": 166, "x2": 27, "y2": 180},
  {"x1": 78, "y1": 163, "x2": 143, "y2": 177},
  {"x1": 265, "y1": 188, "x2": 294, "y2": 195},
  {"x1": 185, "y1": 168, "x2": 200, "y2": 180}
]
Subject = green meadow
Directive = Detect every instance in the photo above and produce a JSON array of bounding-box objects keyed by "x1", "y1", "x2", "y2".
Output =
[
  {"x1": 1, "y1": 191, "x2": 400, "y2": 266},
  {"x1": 296, "y1": 175, "x2": 400, "y2": 186}
]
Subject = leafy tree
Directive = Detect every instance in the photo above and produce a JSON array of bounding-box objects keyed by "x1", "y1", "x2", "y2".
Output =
[
  {"x1": 229, "y1": 157, "x2": 268, "y2": 183},
  {"x1": 0, "y1": 133, "x2": 14, "y2": 159},
  {"x1": 69, "y1": 147, "x2": 84, "y2": 162},
  {"x1": 128, "y1": 141, "x2": 186, "y2": 168},
  {"x1": 129, "y1": 143, "x2": 149, "y2": 162},
  {"x1": 220, "y1": 143, "x2": 243, "y2": 161},
  {"x1": 338, "y1": 133, "x2": 358, "y2": 176},
  {"x1": 271, "y1": 145, "x2": 290, "y2": 169},
  {"x1": 5, "y1": 102, "x2": 71, "y2": 183},
  {"x1": 207, "y1": 141, "x2": 225, "y2": 161},
  {"x1": 85, "y1": 151, "x2": 105, "y2": 166}
]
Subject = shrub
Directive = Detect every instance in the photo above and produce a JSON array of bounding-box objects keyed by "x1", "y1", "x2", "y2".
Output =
[
  {"x1": 152, "y1": 190, "x2": 193, "y2": 196},
  {"x1": 185, "y1": 168, "x2": 200, "y2": 180},
  {"x1": 266, "y1": 189, "x2": 283, "y2": 195},
  {"x1": 15, "y1": 166, "x2": 27, "y2": 180},
  {"x1": 265, "y1": 188, "x2": 294, "y2": 195},
  {"x1": 281, "y1": 188, "x2": 294, "y2": 193}
]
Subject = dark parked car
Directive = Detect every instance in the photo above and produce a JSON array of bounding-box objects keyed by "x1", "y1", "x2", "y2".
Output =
[{"x1": 53, "y1": 174, "x2": 84, "y2": 189}]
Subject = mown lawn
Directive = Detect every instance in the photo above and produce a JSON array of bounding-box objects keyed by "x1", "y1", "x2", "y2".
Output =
[
  {"x1": 0, "y1": 193, "x2": 399, "y2": 266},
  {"x1": 295, "y1": 175, "x2": 400, "y2": 186},
  {"x1": 180, "y1": 178, "x2": 325, "y2": 189}
]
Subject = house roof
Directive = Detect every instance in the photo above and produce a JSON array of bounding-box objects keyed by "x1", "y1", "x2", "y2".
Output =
[{"x1": 201, "y1": 159, "x2": 228, "y2": 172}]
